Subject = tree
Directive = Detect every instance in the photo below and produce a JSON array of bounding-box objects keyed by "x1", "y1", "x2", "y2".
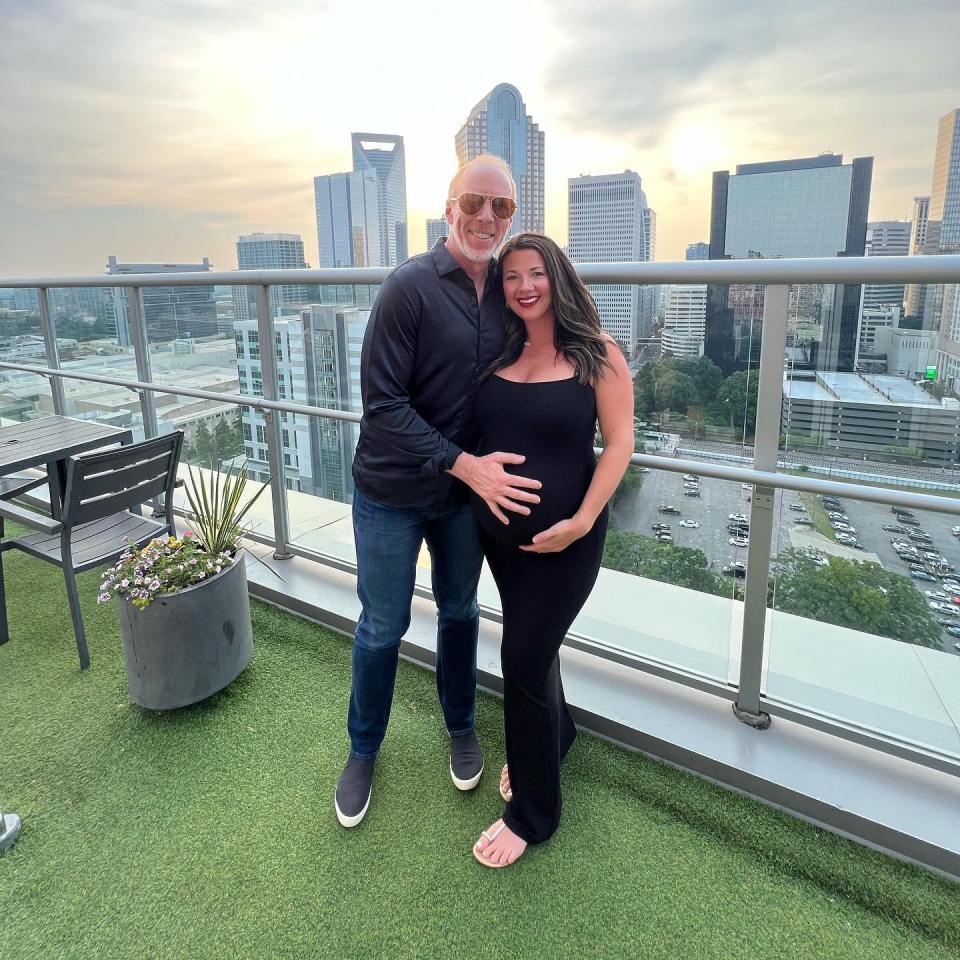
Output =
[
  {"x1": 214, "y1": 412, "x2": 245, "y2": 461},
  {"x1": 672, "y1": 357, "x2": 723, "y2": 407},
  {"x1": 610, "y1": 465, "x2": 644, "y2": 516},
  {"x1": 769, "y1": 550, "x2": 941, "y2": 648},
  {"x1": 602, "y1": 530, "x2": 730, "y2": 597},
  {"x1": 709, "y1": 370, "x2": 759, "y2": 436},
  {"x1": 632, "y1": 356, "x2": 724, "y2": 421}
]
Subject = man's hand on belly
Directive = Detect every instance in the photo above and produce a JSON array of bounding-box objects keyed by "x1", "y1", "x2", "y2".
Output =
[{"x1": 449, "y1": 452, "x2": 542, "y2": 525}]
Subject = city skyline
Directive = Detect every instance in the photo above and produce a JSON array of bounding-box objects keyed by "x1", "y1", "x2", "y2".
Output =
[{"x1": 1, "y1": 1, "x2": 959, "y2": 276}]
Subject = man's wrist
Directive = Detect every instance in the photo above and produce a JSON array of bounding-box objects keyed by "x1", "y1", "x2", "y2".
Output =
[{"x1": 448, "y1": 452, "x2": 476, "y2": 481}]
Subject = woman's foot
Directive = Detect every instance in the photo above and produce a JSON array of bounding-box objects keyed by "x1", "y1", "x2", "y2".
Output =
[
  {"x1": 499, "y1": 764, "x2": 512, "y2": 802},
  {"x1": 473, "y1": 818, "x2": 527, "y2": 868}
]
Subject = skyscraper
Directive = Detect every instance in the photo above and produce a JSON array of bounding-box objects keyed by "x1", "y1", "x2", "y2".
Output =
[
  {"x1": 106, "y1": 256, "x2": 217, "y2": 346},
  {"x1": 862, "y1": 220, "x2": 911, "y2": 313},
  {"x1": 455, "y1": 83, "x2": 544, "y2": 235},
  {"x1": 351, "y1": 133, "x2": 408, "y2": 266},
  {"x1": 233, "y1": 233, "x2": 310, "y2": 323},
  {"x1": 426, "y1": 218, "x2": 449, "y2": 248},
  {"x1": 705, "y1": 154, "x2": 872, "y2": 375},
  {"x1": 904, "y1": 196, "x2": 931, "y2": 321},
  {"x1": 923, "y1": 109, "x2": 960, "y2": 384},
  {"x1": 685, "y1": 242, "x2": 709, "y2": 261},
  {"x1": 661, "y1": 285, "x2": 707, "y2": 358},
  {"x1": 567, "y1": 171, "x2": 655, "y2": 349}
]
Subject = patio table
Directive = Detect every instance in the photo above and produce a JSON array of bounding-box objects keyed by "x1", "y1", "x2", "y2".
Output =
[{"x1": 0, "y1": 416, "x2": 133, "y2": 519}]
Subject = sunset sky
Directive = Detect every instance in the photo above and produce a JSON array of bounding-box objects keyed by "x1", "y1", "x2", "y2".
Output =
[{"x1": 2, "y1": 0, "x2": 958, "y2": 277}]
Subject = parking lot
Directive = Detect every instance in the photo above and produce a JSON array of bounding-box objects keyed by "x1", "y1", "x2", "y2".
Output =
[{"x1": 613, "y1": 469, "x2": 960, "y2": 655}]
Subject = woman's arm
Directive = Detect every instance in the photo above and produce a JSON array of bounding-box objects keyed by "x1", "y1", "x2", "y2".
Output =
[{"x1": 521, "y1": 339, "x2": 634, "y2": 553}]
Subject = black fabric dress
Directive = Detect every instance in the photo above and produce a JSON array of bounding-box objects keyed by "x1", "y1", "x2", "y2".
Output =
[{"x1": 471, "y1": 374, "x2": 608, "y2": 845}]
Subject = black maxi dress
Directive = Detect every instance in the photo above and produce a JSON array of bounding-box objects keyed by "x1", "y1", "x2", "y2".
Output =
[{"x1": 471, "y1": 373, "x2": 608, "y2": 845}]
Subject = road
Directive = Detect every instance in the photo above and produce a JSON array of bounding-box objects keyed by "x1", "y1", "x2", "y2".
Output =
[{"x1": 611, "y1": 468, "x2": 960, "y2": 655}]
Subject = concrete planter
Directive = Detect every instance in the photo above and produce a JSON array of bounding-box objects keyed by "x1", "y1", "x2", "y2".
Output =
[{"x1": 117, "y1": 552, "x2": 253, "y2": 710}]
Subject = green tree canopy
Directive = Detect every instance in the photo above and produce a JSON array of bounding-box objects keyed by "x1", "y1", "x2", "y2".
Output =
[
  {"x1": 709, "y1": 370, "x2": 759, "y2": 435},
  {"x1": 602, "y1": 530, "x2": 730, "y2": 597},
  {"x1": 770, "y1": 549, "x2": 941, "y2": 648},
  {"x1": 634, "y1": 356, "x2": 725, "y2": 420}
]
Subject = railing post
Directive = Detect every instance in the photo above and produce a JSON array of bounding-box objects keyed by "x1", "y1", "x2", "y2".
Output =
[
  {"x1": 735, "y1": 283, "x2": 789, "y2": 729},
  {"x1": 125, "y1": 287, "x2": 160, "y2": 440},
  {"x1": 254, "y1": 284, "x2": 292, "y2": 559},
  {"x1": 37, "y1": 287, "x2": 68, "y2": 415}
]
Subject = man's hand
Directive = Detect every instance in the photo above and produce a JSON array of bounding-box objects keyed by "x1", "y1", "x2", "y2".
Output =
[
  {"x1": 450, "y1": 452, "x2": 541, "y2": 525},
  {"x1": 520, "y1": 516, "x2": 591, "y2": 553}
]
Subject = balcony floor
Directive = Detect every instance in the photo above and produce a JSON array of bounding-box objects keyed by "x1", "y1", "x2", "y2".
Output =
[{"x1": 2, "y1": 547, "x2": 959, "y2": 960}]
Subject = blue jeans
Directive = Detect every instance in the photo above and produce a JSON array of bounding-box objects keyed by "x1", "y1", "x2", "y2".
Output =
[{"x1": 347, "y1": 486, "x2": 483, "y2": 758}]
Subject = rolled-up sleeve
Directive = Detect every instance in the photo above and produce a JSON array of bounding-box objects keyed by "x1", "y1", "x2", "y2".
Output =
[{"x1": 360, "y1": 275, "x2": 463, "y2": 477}]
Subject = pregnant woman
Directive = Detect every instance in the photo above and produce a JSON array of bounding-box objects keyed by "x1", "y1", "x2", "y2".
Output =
[{"x1": 470, "y1": 233, "x2": 634, "y2": 868}]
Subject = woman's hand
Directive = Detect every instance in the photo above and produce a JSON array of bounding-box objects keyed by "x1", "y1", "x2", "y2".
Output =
[{"x1": 520, "y1": 515, "x2": 592, "y2": 553}]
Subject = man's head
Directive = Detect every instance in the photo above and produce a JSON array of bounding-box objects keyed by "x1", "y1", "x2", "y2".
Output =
[{"x1": 445, "y1": 155, "x2": 516, "y2": 266}]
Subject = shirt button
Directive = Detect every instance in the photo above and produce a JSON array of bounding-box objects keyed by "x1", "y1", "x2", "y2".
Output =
[{"x1": 470, "y1": 296, "x2": 477, "y2": 305}]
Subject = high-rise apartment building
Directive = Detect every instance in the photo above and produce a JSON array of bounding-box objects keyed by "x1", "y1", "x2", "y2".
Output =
[
  {"x1": 567, "y1": 171, "x2": 655, "y2": 349},
  {"x1": 351, "y1": 133, "x2": 408, "y2": 266},
  {"x1": 661, "y1": 285, "x2": 707, "y2": 358},
  {"x1": 233, "y1": 233, "x2": 311, "y2": 323},
  {"x1": 107, "y1": 256, "x2": 217, "y2": 346},
  {"x1": 705, "y1": 154, "x2": 872, "y2": 375},
  {"x1": 455, "y1": 83, "x2": 544, "y2": 235},
  {"x1": 904, "y1": 196, "x2": 931, "y2": 320},
  {"x1": 235, "y1": 304, "x2": 369, "y2": 501},
  {"x1": 862, "y1": 220, "x2": 911, "y2": 314},
  {"x1": 923, "y1": 109, "x2": 960, "y2": 385},
  {"x1": 685, "y1": 242, "x2": 709, "y2": 261},
  {"x1": 426, "y1": 218, "x2": 449, "y2": 248}
]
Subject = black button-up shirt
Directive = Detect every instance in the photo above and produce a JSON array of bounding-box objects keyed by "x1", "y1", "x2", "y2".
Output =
[{"x1": 352, "y1": 239, "x2": 506, "y2": 510}]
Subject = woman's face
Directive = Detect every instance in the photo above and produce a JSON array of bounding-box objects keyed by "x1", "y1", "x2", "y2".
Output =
[{"x1": 502, "y1": 248, "x2": 554, "y2": 325}]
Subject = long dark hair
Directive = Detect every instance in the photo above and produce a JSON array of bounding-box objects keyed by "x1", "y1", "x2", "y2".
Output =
[{"x1": 490, "y1": 233, "x2": 612, "y2": 385}]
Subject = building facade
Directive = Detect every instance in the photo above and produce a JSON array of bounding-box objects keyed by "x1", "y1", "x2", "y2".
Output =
[
  {"x1": 903, "y1": 196, "x2": 931, "y2": 321},
  {"x1": 351, "y1": 133, "x2": 408, "y2": 266},
  {"x1": 106, "y1": 256, "x2": 217, "y2": 346},
  {"x1": 425, "y1": 218, "x2": 449, "y2": 248},
  {"x1": 685, "y1": 241, "x2": 709, "y2": 261},
  {"x1": 567, "y1": 171, "x2": 655, "y2": 350},
  {"x1": 705, "y1": 154, "x2": 872, "y2": 376},
  {"x1": 455, "y1": 83, "x2": 544, "y2": 235},
  {"x1": 862, "y1": 220, "x2": 911, "y2": 315},
  {"x1": 924, "y1": 110, "x2": 960, "y2": 385},
  {"x1": 232, "y1": 233, "x2": 311, "y2": 323},
  {"x1": 661, "y1": 285, "x2": 707, "y2": 358}
]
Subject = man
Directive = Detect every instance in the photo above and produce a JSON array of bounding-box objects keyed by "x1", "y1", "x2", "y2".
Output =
[{"x1": 335, "y1": 155, "x2": 543, "y2": 826}]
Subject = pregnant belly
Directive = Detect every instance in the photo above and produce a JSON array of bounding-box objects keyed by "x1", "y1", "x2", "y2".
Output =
[{"x1": 472, "y1": 456, "x2": 594, "y2": 547}]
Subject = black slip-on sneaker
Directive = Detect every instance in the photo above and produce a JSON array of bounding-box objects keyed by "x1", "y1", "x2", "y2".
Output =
[
  {"x1": 450, "y1": 732, "x2": 484, "y2": 791},
  {"x1": 335, "y1": 755, "x2": 375, "y2": 827}
]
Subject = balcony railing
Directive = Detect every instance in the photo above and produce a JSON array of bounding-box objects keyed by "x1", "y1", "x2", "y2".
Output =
[{"x1": 3, "y1": 255, "x2": 960, "y2": 876}]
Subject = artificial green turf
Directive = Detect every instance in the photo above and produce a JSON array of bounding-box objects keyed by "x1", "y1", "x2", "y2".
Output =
[{"x1": 2, "y1": 544, "x2": 959, "y2": 960}]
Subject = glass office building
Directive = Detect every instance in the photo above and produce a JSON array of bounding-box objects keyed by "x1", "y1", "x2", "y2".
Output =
[{"x1": 705, "y1": 154, "x2": 872, "y2": 375}]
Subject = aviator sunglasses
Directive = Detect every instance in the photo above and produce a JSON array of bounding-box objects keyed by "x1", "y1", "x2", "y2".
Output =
[{"x1": 450, "y1": 192, "x2": 517, "y2": 220}]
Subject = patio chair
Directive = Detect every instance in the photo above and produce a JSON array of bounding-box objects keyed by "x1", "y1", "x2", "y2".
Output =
[
  {"x1": 0, "y1": 432, "x2": 183, "y2": 669},
  {"x1": 0, "y1": 472, "x2": 47, "y2": 502}
]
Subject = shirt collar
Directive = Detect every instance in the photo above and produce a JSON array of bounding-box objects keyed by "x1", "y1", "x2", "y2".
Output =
[{"x1": 430, "y1": 237, "x2": 501, "y2": 288}]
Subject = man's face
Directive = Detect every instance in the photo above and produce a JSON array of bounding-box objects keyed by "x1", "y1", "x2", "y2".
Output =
[{"x1": 445, "y1": 162, "x2": 514, "y2": 266}]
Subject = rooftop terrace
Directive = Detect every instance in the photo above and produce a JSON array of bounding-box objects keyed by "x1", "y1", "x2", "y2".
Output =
[{"x1": 3, "y1": 545, "x2": 959, "y2": 960}]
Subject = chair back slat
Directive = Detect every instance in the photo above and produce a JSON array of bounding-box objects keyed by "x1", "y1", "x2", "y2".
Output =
[{"x1": 62, "y1": 433, "x2": 183, "y2": 527}]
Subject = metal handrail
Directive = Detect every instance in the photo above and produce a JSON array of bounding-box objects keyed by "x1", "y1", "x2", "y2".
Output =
[
  {"x1": 2, "y1": 253, "x2": 960, "y2": 288},
  {"x1": 3, "y1": 359, "x2": 960, "y2": 517}
]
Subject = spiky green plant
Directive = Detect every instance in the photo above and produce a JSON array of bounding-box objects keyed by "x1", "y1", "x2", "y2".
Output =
[{"x1": 183, "y1": 460, "x2": 270, "y2": 556}]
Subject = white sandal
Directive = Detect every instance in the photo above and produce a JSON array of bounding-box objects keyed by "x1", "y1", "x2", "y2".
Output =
[
  {"x1": 473, "y1": 820, "x2": 525, "y2": 869},
  {"x1": 499, "y1": 764, "x2": 512, "y2": 803}
]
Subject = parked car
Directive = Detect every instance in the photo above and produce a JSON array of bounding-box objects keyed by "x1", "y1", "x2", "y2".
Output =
[
  {"x1": 946, "y1": 626, "x2": 960, "y2": 639},
  {"x1": 793, "y1": 518, "x2": 814, "y2": 527},
  {"x1": 637, "y1": 466, "x2": 651, "y2": 473},
  {"x1": 728, "y1": 513, "x2": 748, "y2": 522},
  {"x1": 728, "y1": 536, "x2": 749, "y2": 547},
  {"x1": 911, "y1": 570, "x2": 938, "y2": 582},
  {"x1": 655, "y1": 532, "x2": 673, "y2": 544},
  {"x1": 832, "y1": 523, "x2": 856, "y2": 534},
  {"x1": 925, "y1": 590, "x2": 952, "y2": 602},
  {"x1": 789, "y1": 504, "x2": 806, "y2": 512},
  {"x1": 882, "y1": 525, "x2": 906, "y2": 533},
  {"x1": 952, "y1": 524, "x2": 960, "y2": 537},
  {"x1": 683, "y1": 489, "x2": 701, "y2": 497},
  {"x1": 892, "y1": 508, "x2": 915, "y2": 518},
  {"x1": 652, "y1": 522, "x2": 670, "y2": 532},
  {"x1": 935, "y1": 615, "x2": 960, "y2": 626},
  {"x1": 899, "y1": 517, "x2": 921, "y2": 526},
  {"x1": 678, "y1": 519, "x2": 699, "y2": 529},
  {"x1": 803, "y1": 553, "x2": 828, "y2": 567},
  {"x1": 941, "y1": 579, "x2": 960, "y2": 592},
  {"x1": 682, "y1": 474, "x2": 699, "y2": 483},
  {"x1": 658, "y1": 505, "x2": 681, "y2": 515},
  {"x1": 741, "y1": 483, "x2": 753, "y2": 491},
  {"x1": 928, "y1": 600, "x2": 956, "y2": 614},
  {"x1": 722, "y1": 562, "x2": 747, "y2": 578},
  {"x1": 836, "y1": 533, "x2": 858, "y2": 546},
  {"x1": 827, "y1": 512, "x2": 849, "y2": 521}
]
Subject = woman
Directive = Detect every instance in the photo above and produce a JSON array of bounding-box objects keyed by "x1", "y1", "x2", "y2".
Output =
[{"x1": 471, "y1": 233, "x2": 634, "y2": 867}]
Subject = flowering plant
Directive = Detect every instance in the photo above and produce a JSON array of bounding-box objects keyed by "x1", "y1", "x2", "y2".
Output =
[
  {"x1": 98, "y1": 459, "x2": 270, "y2": 609},
  {"x1": 98, "y1": 532, "x2": 232, "y2": 609}
]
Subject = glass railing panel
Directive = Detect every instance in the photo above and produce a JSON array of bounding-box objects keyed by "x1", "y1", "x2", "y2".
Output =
[
  {"x1": 47, "y1": 285, "x2": 139, "y2": 430},
  {"x1": 765, "y1": 490, "x2": 960, "y2": 759},
  {"x1": 561, "y1": 462, "x2": 746, "y2": 684}
]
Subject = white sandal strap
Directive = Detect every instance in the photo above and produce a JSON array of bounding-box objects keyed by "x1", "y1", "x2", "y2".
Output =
[{"x1": 480, "y1": 821, "x2": 508, "y2": 844}]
